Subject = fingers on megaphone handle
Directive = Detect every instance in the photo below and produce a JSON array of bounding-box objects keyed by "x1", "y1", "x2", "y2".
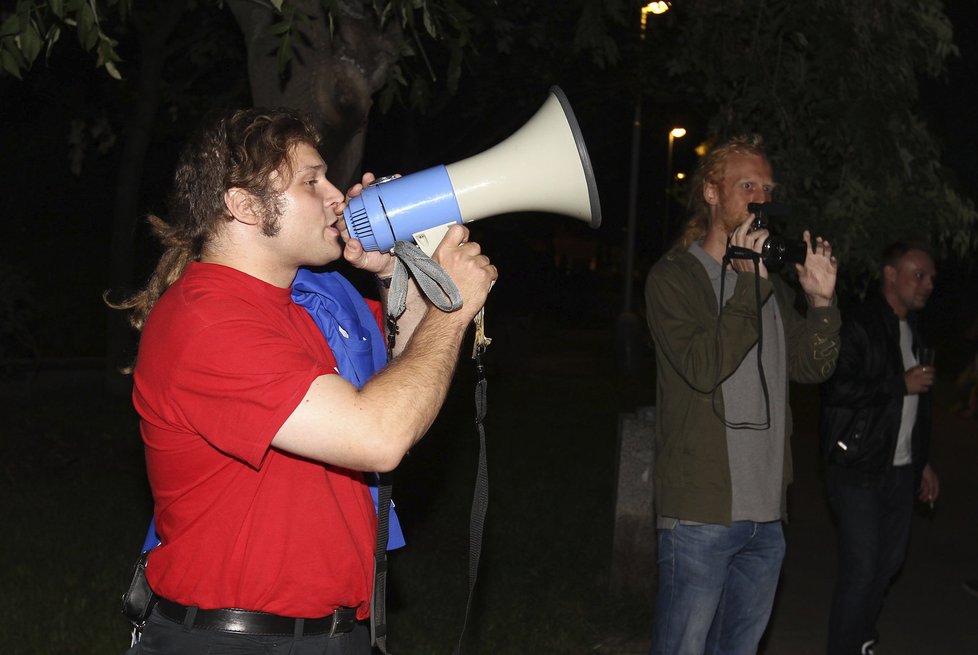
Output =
[{"x1": 437, "y1": 224, "x2": 469, "y2": 250}]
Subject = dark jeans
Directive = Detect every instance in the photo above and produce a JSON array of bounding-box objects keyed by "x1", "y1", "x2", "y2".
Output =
[
  {"x1": 826, "y1": 463, "x2": 914, "y2": 655},
  {"x1": 126, "y1": 605, "x2": 373, "y2": 655}
]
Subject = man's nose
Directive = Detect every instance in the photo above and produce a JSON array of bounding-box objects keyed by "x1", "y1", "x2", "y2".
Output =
[{"x1": 323, "y1": 182, "x2": 344, "y2": 207}]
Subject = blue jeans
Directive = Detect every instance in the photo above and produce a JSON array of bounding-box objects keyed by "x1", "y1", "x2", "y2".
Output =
[
  {"x1": 650, "y1": 520, "x2": 785, "y2": 655},
  {"x1": 826, "y1": 464, "x2": 913, "y2": 655}
]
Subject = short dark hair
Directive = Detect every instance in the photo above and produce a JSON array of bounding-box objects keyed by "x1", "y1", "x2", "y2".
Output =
[{"x1": 881, "y1": 240, "x2": 933, "y2": 274}]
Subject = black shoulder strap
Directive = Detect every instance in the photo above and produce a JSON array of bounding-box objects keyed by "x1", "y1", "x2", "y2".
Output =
[
  {"x1": 453, "y1": 345, "x2": 490, "y2": 655},
  {"x1": 371, "y1": 476, "x2": 392, "y2": 654},
  {"x1": 371, "y1": 243, "x2": 488, "y2": 655}
]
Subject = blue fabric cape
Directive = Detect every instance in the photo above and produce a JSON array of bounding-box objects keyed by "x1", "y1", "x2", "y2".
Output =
[{"x1": 141, "y1": 268, "x2": 405, "y2": 552}]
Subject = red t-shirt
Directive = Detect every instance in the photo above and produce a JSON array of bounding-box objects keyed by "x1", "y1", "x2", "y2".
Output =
[{"x1": 133, "y1": 262, "x2": 377, "y2": 619}]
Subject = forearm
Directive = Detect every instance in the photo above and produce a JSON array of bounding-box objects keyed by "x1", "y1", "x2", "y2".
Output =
[
  {"x1": 284, "y1": 223, "x2": 493, "y2": 470},
  {"x1": 360, "y1": 308, "x2": 468, "y2": 455},
  {"x1": 272, "y1": 307, "x2": 470, "y2": 472}
]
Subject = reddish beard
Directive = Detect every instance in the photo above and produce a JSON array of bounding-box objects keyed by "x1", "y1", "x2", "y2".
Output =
[{"x1": 715, "y1": 194, "x2": 748, "y2": 234}]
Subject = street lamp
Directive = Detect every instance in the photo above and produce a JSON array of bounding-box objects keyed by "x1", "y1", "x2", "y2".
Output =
[
  {"x1": 663, "y1": 126, "x2": 686, "y2": 245},
  {"x1": 618, "y1": 1, "x2": 670, "y2": 373},
  {"x1": 641, "y1": 1, "x2": 671, "y2": 32}
]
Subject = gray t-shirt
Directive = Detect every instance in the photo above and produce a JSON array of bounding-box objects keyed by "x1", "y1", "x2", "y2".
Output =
[{"x1": 690, "y1": 242, "x2": 786, "y2": 522}]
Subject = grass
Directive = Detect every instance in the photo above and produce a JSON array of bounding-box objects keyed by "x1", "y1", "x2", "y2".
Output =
[
  {"x1": 0, "y1": 392, "x2": 150, "y2": 654},
  {"x1": 0, "y1": 309, "x2": 659, "y2": 655}
]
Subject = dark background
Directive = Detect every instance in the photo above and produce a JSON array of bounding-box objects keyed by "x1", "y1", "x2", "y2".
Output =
[
  {"x1": 1, "y1": 3, "x2": 977, "y2": 653},
  {"x1": 4, "y1": 2, "x2": 973, "y2": 366}
]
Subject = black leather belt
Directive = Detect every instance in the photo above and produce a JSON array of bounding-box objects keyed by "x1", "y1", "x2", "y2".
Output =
[{"x1": 155, "y1": 596, "x2": 358, "y2": 637}]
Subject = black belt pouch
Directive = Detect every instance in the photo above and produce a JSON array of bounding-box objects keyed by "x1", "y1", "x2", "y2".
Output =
[{"x1": 122, "y1": 550, "x2": 157, "y2": 626}]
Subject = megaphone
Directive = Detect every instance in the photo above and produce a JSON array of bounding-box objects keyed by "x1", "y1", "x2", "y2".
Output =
[{"x1": 343, "y1": 86, "x2": 601, "y2": 255}]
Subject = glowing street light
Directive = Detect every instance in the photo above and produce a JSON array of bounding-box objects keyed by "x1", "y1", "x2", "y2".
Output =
[
  {"x1": 664, "y1": 126, "x2": 686, "y2": 244},
  {"x1": 641, "y1": 2, "x2": 672, "y2": 34}
]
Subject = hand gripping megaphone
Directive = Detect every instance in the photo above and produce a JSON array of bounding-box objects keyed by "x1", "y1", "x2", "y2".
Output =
[{"x1": 343, "y1": 86, "x2": 601, "y2": 255}]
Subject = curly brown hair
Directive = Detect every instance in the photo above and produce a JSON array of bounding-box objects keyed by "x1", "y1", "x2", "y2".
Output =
[{"x1": 107, "y1": 108, "x2": 321, "y2": 331}]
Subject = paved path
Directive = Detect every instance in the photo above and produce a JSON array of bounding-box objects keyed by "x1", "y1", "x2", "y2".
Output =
[
  {"x1": 760, "y1": 382, "x2": 978, "y2": 654},
  {"x1": 598, "y1": 369, "x2": 978, "y2": 654},
  {"x1": 529, "y1": 321, "x2": 978, "y2": 654}
]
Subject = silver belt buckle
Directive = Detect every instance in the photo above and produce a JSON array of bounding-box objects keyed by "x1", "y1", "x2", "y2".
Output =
[{"x1": 328, "y1": 607, "x2": 356, "y2": 637}]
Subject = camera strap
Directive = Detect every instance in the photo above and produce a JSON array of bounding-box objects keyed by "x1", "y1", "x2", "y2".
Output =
[{"x1": 716, "y1": 251, "x2": 772, "y2": 431}]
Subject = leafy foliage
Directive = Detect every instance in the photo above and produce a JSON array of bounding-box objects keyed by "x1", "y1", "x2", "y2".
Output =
[
  {"x1": 0, "y1": 0, "x2": 131, "y2": 79},
  {"x1": 653, "y1": 0, "x2": 977, "y2": 294},
  {"x1": 3, "y1": 0, "x2": 975, "y2": 294},
  {"x1": 370, "y1": 0, "x2": 632, "y2": 113}
]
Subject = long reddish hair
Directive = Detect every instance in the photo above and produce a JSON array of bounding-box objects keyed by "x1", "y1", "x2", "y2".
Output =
[{"x1": 675, "y1": 134, "x2": 767, "y2": 251}]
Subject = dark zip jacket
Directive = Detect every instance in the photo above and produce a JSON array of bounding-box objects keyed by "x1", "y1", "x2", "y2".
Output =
[{"x1": 818, "y1": 293, "x2": 931, "y2": 487}]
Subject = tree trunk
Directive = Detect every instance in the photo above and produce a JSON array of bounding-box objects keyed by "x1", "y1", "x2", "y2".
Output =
[
  {"x1": 227, "y1": 0, "x2": 402, "y2": 188},
  {"x1": 104, "y1": 0, "x2": 189, "y2": 394}
]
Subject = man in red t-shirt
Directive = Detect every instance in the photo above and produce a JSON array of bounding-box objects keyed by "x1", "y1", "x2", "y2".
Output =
[{"x1": 119, "y1": 108, "x2": 497, "y2": 655}]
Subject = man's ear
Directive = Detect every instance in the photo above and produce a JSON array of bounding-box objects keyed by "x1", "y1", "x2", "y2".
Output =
[
  {"x1": 704, "y1": 183, "x2": 719, "y2": 206},
  {"x1": 882, "y1": 264, "x2": 897, "y2": 284},
  {"x1": 224, "y1": 188, "x2": 260, "y2": 226}
]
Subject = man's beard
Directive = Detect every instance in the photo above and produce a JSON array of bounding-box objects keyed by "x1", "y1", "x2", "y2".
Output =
[{"x1": 717, "y1": 198, "x2": 748, "y2": 233}]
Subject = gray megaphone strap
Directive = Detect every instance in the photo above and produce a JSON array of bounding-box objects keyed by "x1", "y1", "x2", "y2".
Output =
[{"x1": 387, "y1": 240, "x2": 463, "y2": 320}]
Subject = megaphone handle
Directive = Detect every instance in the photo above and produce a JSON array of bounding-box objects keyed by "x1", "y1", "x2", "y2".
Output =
[
  {"x1": 471, "y1": 281, "x2": 494, "y2": 359},
  {"x1": 413, "y1": 223, "x2": 456, "y2": 258},
  {"x1": 472, "y1": 308, "x2": 491, "y2": 359}
]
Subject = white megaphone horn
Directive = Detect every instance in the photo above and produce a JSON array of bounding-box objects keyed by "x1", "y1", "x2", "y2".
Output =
[{"x1": 343, "y1": 86, "x2": 601, "y2": 255}]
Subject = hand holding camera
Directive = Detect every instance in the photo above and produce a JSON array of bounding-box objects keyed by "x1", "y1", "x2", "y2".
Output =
[
  {"x1": 726, "y1": 214, "x2": 772, "y2": 279},
  {"x1": 726, "y1": 202, "x2": 809, "y2": 269},
  {"x1": 726, "y1": 202, "x2": 837, "y2": 307}
]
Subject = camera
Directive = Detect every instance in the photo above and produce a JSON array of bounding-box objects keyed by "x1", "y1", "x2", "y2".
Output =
[{"x1": 743, "y1": 202, "x2": 809, "y2": 267}]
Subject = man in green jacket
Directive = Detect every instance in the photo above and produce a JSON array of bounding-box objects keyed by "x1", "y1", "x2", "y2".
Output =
[{"x1": 644, "y1": 134, "x2": 840, "y2": 655}]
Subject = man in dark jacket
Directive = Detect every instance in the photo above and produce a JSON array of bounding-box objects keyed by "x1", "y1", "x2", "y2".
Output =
[{"x1": 819, "y1": 241, "x2": 940, "y2": 655}]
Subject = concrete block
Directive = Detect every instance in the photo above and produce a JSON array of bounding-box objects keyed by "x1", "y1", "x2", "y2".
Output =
[{"x1": 610, "y1": 405, "x2": 656, "y2": 600}]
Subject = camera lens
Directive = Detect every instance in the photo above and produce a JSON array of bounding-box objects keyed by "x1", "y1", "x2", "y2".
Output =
[{"x1": 762, "y1": 237, "x2": 808, "y2": 267}]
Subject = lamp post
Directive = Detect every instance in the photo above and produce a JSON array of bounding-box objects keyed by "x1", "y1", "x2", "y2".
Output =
[
  {"x1": 617, "y1": 1, "x2": 670, "y2": 373},
  {"x1": 663, "y1": 126, "x2": 686, "y2": 246}
]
